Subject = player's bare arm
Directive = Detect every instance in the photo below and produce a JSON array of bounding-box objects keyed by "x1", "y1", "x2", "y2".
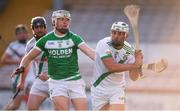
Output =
[
  {"x1": 16, "y1": 65, "x2": 30, "y2": 90},
  {"x1": 102, "y1": 58, "x2": 140, "y2": 73},
  {"x1": 1, "y1": 53, "x2": 21, "y2": 64},
  {"x1": 11, "y1": 48, "x2": 41, "y2": 77},
  {"x1": 19, "y1": 48, "x2": 41, "y2": 67},
  {"x1": 129, "y1": 68, "x2": 142, "y2": 81},
  {"x1": 129, "y1": 50, "x2": 143, "y2": 81},
  {"x1": 102, "y1": 50, "x2": 143, "y2": 73},
  {"x1": 79, "y1": 43, "x2": 95, "y2": 60}
]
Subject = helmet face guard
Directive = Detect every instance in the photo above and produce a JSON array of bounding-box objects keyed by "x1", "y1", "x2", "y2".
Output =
[
  {"x1": 111, "y1": 21, "x2": 129, "y2": 33},
  {"x1": 31, "y1": 16, "x2": 46, "y2": 29},
  {"x1": 51, "y1": 10, "x2": 71, "y2": 24}
]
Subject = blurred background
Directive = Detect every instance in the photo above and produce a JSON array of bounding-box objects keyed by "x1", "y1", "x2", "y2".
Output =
[{"x1": 0, "y1": 0, "x2": 180, "y2": 110}]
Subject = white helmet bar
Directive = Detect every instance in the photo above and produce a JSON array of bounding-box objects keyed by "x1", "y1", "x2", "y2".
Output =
[
  {"x1": 111, "y1": 21, "x2": 129, "y2": 33},
  {"x1": 52, "y1": 10, "x2": 71, "y2": 23}
]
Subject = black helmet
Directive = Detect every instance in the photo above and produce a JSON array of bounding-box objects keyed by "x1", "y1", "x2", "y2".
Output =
[{"x1": 31, "y1": 16, "x2": 46, "y2": 29}]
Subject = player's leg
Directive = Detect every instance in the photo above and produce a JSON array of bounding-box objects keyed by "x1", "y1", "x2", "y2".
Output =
[
  {"x1": 108, "y1": 88, "x2": 125, "y2": 111},
  {"x1": 68, "y1": 79, "x2": 88, "y2": 110},
  {"x1": 99, "y1": 103, "x2": 110, "y2": 110},
  {"x1": 100, "y1": 99, "x2": 125, "y2": 110},
  {"x1": 4, "y1": 95, "x2": 23, "y2": 110},
  {"x1": 27, "y1": 94, "x2": 46, "y2": 110},
  {"x1": 71, "y1": 98, "x2": 87, "y2": 110},
  {"x1": 51, "y1": 96, "x2": 69, "y2": 110},
  {"x1": 109, "y1": 104, "x2": 125, "y2": 110},
  {"x1": 6, "y1": 75, "x2": 22, "y2": 110},
  {"x1": 27, "y1": 79, "x2": 49, "y2": 110},
  {"x1": 91, "y1": 86, "x2": 108, "y2": 110},
  {"x1": 70, "y1": 85, "x2": 88, "y2": 110},
  {"x1": 23, "y1": 79, "x2": 34, "y2": 104},
  {"x1": 48, "y1": 78, "x2": 69, "y2": 110}
]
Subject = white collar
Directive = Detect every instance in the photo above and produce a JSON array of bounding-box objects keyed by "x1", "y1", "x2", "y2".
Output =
[{"x1": 53, "y1": 30, "x2": 67, "y2": 38}]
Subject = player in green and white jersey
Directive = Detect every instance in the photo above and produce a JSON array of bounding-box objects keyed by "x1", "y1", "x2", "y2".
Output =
[
  {"x1": 91, "y1": 21, "x2": 143, "y2": 110},
  {"x1": 12, "y1": 10, "x2": 95, "y2": 110}
]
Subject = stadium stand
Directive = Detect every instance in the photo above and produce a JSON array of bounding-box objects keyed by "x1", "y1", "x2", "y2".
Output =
[{"x1": 62, "y1": 0, "x2": 180, "y2": 43}]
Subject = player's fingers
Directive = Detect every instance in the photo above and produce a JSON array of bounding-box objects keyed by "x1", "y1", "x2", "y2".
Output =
[
  {"x1": 11, "y1": 70, "x2": 19, "y2": 78},
  {"x1": 11, "y1": 66, "x2": 25, "y2": 78},
  {"x1": 135, "y1": 49, "x2": 141, "y2": 53},
  {"x1": 11, "y1": 71, "x2": 17, "y2": 78}
]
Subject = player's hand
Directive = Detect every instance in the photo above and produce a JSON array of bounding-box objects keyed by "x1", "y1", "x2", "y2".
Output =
[
  {"x1": 16, "y1": 82, "x2": 24, "y2": 91},
  {"x1": 134, "y1": 50, "x2": 143, "y2": 68},
  {"x1": 11, "y1": 66, "x2": 25, "y2": 78},
  {"x1": 38, "y1": 72, "x2": 49, "y2": 81}
]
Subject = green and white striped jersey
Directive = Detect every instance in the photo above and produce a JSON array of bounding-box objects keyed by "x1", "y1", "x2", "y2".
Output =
[
  {"x1": 92, "y1": 37, "x2": 135, "y2": 88},
  {"x1": 35, "y1": 31, "x2": 84, "y2": 80}
]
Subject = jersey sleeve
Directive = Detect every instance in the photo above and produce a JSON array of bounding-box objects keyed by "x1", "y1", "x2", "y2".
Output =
[
  {"x1": 35, "y1": 37, "x2": 46, "y2": 51},
  {"x1": 25, "y1": 44, "x2": 29, "y2": 53},
  {"x1": 5, "y1": 42, "x2": 22, "y2": 58},
  {"x1": 96, "y1": 40, "x2": 112, "y2": 59},
  {"x1": 73, "y1": 35, "x2": 85, "y2": 47},
  {"x1": 5, "y1": 43, "x2": 14, "y2": 56},
  {"x1": 25, "y1": 41, "x2": 33, "y2": 54}
]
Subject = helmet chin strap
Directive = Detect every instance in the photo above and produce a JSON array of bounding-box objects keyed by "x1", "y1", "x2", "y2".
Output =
[{"x1": 34, "y1": 33, "x2": 46, "y2": 40}]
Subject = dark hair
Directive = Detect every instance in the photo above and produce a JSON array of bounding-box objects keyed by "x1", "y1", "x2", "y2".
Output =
[{"x1": 15, "y1": 24, "x2": 28, "y2": 35}]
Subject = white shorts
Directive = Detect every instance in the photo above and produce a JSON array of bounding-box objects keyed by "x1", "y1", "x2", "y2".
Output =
[
  {"x1": 48, "y1": 78, "x2": 86, "y2": 99},
  {"x1": 30, "y1": 78, "x2": 49, "y2": 97},
  {"x1": 91, "y1": 86, "x2": 125, "y2": 110}
]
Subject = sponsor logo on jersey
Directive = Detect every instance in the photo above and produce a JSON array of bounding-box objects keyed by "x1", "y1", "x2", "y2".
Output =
[
  {"x1": 45, "y1": 39, "x2": 74, "y2": 49},
  {"x1": 48, "y1": 48, "x2": 73, "y2": 58},
  {"x1": 48, "y1": 41, "x2": 55, "y2": 45}
]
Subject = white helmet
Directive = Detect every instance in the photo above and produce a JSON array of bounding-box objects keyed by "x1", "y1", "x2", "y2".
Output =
[
  {"x1": 111, "y1": 21, "x2": 129, "y2": 33},
  {"x1": 52, "y1": 10, "x2": 71, "y2": 23}
]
